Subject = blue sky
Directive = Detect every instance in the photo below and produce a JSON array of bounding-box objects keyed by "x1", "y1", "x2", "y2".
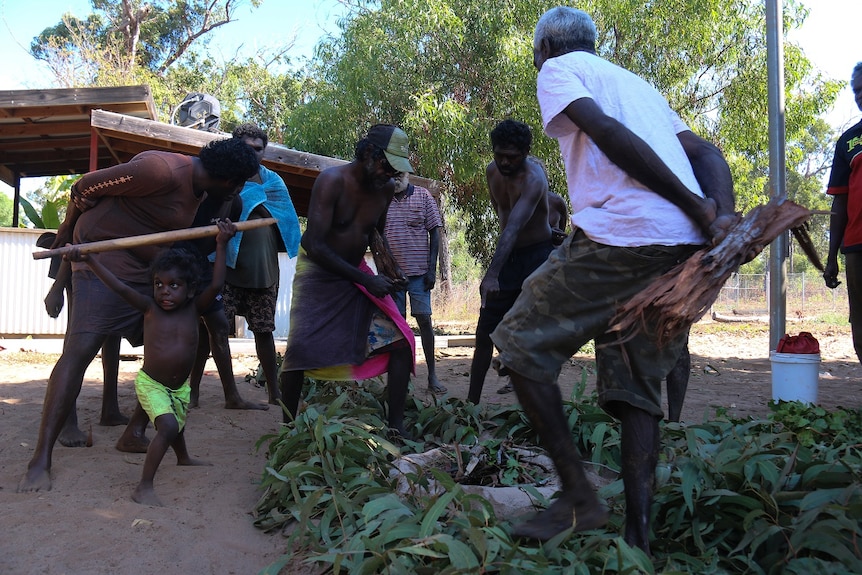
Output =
[
  {"x1": 0, "y1": 0, "x2": 346, "y2": 88},
  {"x1": 1, "y1": 0, "x2": 861, "y2": 197}
]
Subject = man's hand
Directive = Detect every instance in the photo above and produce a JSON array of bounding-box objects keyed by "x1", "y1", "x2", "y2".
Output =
[
  {"x1": 479, "y1": 275, "x2": 500, "y2": 308},
  {"x1": 364, "y1": 274, "x2": 406, "y2": 298},
  {"x1": 423, "y1": 271, "x2": 436, "y2": 291},
  {"x1": 63, "y1": 245, "x2": 88, "y2": 263},
  {"x1": 44, "y1": 289, "x2": 64, "y2": 318},
  {"x1": 71, "y1": 193, "x2": 98, "y2": 212},
  {"x1": 708, "y1": 213, "x2": 740, "y2": 246},
  {"x1": 823, "y1": 260, "x2": 841, "y2": 289}
]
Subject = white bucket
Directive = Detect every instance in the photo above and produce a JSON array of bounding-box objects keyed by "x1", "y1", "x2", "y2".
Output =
[{"x1": 769, "y1": 351, "x2": 820, "y2": 404}]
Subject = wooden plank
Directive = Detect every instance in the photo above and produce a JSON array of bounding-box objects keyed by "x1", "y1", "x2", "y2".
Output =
[
  {"x1": 0, "y1": 85, "x2": 155, "y2": 116},
  {"x1": 0, "y1": 136, "x2": 92, "y2": 152},
  {"x1": 0, "y1": 121, "x2": 92, "y2": 137},
  {"x1": 0, "y1": 103, "x2": 153, "y2": 120},
  {"x1": 0, "y1": 147, "x2": 95, "y2": 164}
]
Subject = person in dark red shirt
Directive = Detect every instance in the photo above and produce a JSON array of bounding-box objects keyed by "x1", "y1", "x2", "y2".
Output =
[{"x1": 824, "y1": 62, "x2": 862, "y2": 362}]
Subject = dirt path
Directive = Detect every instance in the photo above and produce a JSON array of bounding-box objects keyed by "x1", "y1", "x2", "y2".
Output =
[{"x1": 1, "y1": 322, "x2": 859, "y2": 574}]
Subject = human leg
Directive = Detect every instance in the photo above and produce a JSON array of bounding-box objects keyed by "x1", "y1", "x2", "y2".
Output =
[
  {"x1": 414, "y1": 314, "x2": 445, "y2": 392},
  {"x1": 279, "y1": 369, "x2": 306, "y2": 424},
  {"x1": 845, "y1": 252, "x2": 862, "y2": 363},
  {"x1": 666, "y1": 340, "x2": 690, "y2": 423},
  {"x1": 385, "y1": 346, "x2": 414, "y2": 436},
  {"x1": 508, "y1": 373, "x2": 608, "y2": 539},
  {"x1": 98, "y1": 335, "x2": 127, "y2": 426},
  {"x1": 616, "y1": 403, "x2": 660, "y2": 554},
  {"x1": 18, "y1": 332, "x2": 105, "y2": 491},
  {"x1": 58, "y1": 405, "x2": 88, "y2": 447},
  {"x1": 219, "y1": 285, "x2": 272, "y2": 409},
  {"x1": 188, "y1": 320, "x2": 211, "y2": 408},
  {"x1": 116, "y1": 402, "x2": 151, "y2": 453},
  {"x1": 132, "y1": 413, "x2": 179, "y2": 507},
  {"x1": 170, "y1": 428, "x2": 209, "y2": 467},
  {"x1": 205, "y1": 310, "x2": 267, "y2": 410},
  {"x1": 253, "y1": 330, "x2": 281, "y2": 404},
  {"x1": 467, "y1": 326, "x2": 495, "y2": 404}
]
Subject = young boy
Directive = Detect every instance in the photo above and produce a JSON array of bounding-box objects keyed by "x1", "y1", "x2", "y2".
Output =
[{"x1": 66, "y1": 219, "x2": 237, "y2": 506}]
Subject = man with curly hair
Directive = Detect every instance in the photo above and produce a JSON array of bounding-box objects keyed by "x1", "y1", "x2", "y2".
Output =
[
  {"x1": 18, "y1": 138, "x2": 259, "y2": 493},
  {"x1": 467, "y1": 119, "x2": 555, "y2": 404}
]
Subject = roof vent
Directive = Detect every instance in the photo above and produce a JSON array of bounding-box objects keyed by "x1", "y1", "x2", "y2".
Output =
[{"x1": 172, "y1": 92, "x2": 221, "y2": 132}]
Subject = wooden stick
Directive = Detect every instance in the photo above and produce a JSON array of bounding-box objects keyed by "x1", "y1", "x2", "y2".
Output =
[{"x1": 32, "y1": 218, "x2": 277, "y2": 260}]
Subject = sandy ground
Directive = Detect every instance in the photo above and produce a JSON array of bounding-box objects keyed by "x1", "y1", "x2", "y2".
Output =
[{"x1": 1, "y1": 322, "x2": 860, "y2": 574}]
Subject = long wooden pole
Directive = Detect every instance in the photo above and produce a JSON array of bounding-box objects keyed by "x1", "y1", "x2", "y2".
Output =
[{"x1": 32, "y1": 218, "x2": 277, "y2": 260}]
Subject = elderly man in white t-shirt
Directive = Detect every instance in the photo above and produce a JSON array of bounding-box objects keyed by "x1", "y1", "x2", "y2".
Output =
[{"x1": 490, "y1": 6, "x2": 737, "y2": 553}]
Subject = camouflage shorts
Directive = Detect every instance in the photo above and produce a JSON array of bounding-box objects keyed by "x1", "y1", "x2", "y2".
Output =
[
  {"x1": 491, "y1": 230, "x2": 697, "y2": 417},
  {"x1": 222, "y1": 281, "x2": 278, "y2": 333}
]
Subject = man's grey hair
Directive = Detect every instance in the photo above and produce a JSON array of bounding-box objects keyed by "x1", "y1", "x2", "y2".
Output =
[{"x1": 533, "y1": 6, "x2": 597, "y2": 54}]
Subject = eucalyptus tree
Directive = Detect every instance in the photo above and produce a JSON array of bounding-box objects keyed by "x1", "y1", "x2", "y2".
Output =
[
  {"x1": 286, "y1": 0, "x2": 841, "y2": 265},
  {"x1": 27, "y1": 0, "x2": 287, "y2": 119}
]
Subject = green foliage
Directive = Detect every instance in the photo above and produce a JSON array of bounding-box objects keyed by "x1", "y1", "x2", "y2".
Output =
[
  {"x1": 18, "y1": 176, "x2": 74, "y2": 229},
  {"x1": 652, "y1": 405, "x2": 862, "y2": 573},
  {"x1": 254, "y1": 377, "x2": 862, "y2": 574},
  {"x1": 0, "y1": 193, "x2": 13, "y2": 227}
]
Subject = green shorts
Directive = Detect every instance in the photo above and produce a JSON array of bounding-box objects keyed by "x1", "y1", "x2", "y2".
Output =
[
  {"x1": 135, "y1": 370, "x2": 191, "y2": 431},
  {"x1": 491, "y1": 230, "x2": 698, "y2": 418}
]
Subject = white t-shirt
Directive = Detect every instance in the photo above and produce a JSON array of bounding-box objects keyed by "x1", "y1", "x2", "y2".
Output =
[{"x1": 537, "y1": 50, "x2": 706, "y2": 247}]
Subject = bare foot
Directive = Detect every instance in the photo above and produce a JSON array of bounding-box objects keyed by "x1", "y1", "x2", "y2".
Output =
[
  {"x1": 511, "y1": 494, "x2": 608, "y2": 541},
  {"x1": 17, "y1": 465, "x2": 52, "y2": 492},
  {"x1": 99, "y1": 412, "x2": 130, "y2": 426},
  {"x1": 224, "y1": 397, "x2": 269, "y2": 411},
  {"x1": 427, "y1": 378, "x2": 447, "y2": 394},
  {"x1": 132, "y1": 484, "x2": 163, "y2": 507},
  {"x1": 116, "y1": 434, "x2": 150, "y2": 453},
  {"x1": 267, "y1": 394, "x2": 282, "y2": 406},
  {"x1": 58, "y1": 423, "x2": 88, "y2": 447}
]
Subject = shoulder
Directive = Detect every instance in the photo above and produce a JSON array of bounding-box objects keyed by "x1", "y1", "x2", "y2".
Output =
[
  {"x1": 313, "y1": 164, "x2": 346, "y2": 189},
  {"x1": 414, "y1": 185, "x2": 434, "y2": 199},
  {"x1": 838, "y1": 120, "x2": 862, "y2": 143},
  {"x1": 525, "y1": 160, "x2": 549, "y2": 189},
  {"x1": 131, "y1": 151, "x2": 188, "y2": 178}
]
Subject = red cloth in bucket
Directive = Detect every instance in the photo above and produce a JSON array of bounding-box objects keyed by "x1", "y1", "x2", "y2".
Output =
[{"x1": 776, "y1": 332, "x2": 820, "y2": 354}]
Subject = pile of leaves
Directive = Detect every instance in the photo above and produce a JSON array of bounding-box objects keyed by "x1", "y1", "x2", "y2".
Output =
[{"x1": 253, "y1": 375, "x2": 862, "y2": 574}]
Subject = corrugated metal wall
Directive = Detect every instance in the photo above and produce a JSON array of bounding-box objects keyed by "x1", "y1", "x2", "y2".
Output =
[
  {"x1": 0, "y1": 228, "x2": 295, "y2": 338},
  {"x1": 0, "y1": 228, "x2": 67, "y2": 336}
]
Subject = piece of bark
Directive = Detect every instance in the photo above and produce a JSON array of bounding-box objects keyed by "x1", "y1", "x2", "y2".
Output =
[{"x1": 609, "y1": 199, "x2": 812, "y2": 347}]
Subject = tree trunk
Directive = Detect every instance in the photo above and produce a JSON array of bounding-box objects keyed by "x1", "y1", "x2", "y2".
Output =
[{"x1": 438, "y1": 224, "x2": 453, "y2": 295}]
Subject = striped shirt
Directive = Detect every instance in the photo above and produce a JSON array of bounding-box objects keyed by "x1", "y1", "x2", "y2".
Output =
[{"x1": 384, "y1": 185, "x2": 442, "y2": 276}]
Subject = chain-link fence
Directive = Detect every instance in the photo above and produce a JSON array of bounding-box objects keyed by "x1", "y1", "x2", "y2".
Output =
[{"x1": 711, "y1": 273, "x2": 849, "y2": 319}]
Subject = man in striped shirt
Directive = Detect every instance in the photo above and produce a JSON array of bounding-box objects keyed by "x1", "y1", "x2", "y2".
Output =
[{"x1": 384, "y1": 172, "x2": 447, "y2": 394}]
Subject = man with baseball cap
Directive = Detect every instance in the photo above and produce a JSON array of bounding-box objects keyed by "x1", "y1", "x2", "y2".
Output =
[
  {"x1": 366, "y1": 124, "x2": 415, "y2": 174},
  {"x1": 278, "y1": 124, "x2": 417, "y2": 438}
]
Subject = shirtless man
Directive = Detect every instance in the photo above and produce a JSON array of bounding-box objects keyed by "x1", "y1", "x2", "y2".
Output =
[
  {"x1": 467, "y1": 119, "x2": 555, "y2": 404},
  {"x1": 278, "y1": 124, "x2": 415, "y2": 437},
  {"x1": 18, "y1": 138, "x2": 259, "y2": 493}
]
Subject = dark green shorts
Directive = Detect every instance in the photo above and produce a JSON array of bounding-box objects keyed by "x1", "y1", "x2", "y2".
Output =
[{"x1": 490, "y1": 230, "x2": 698, "y2": 417}]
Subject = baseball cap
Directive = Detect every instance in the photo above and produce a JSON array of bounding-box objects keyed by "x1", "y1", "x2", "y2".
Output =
[{"x1": 366, "y1": 124, "x2": 414, "y2": 173}]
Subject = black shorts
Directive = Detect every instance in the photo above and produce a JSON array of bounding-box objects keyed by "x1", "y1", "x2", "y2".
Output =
[{"x1": 476, "y1": 240, "x2": 554, "y2": 335}]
